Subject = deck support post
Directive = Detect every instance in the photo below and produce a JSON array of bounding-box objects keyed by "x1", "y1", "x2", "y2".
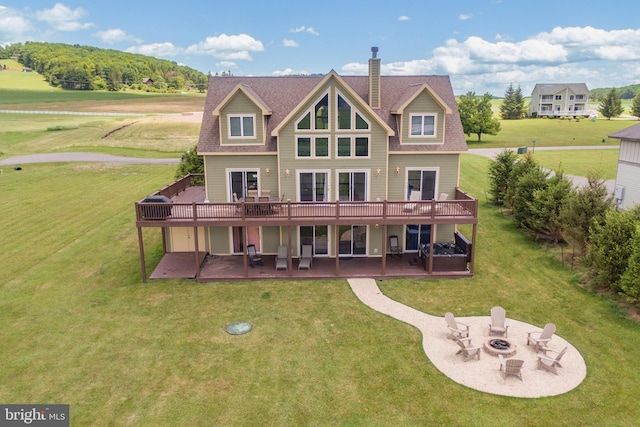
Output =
[
  {"x1": 287, "y1": 225, "x2": 293, "y2": 274},
  {"x1": 470, "y1": 223, "x2": 477, "y2": 274},
  {"x1": 243, "y1": 226, "x2": 249, "y2": 276},
  {"x1": 193, "y1": 225, "x2": 200, "y2": 280},
  {"x1": 381, "y1": 224, "x2": 387, "y2": 275},
  {"x1": 137, "y1": 226, "x2": 147, "y2": 283},
  {"x1": 334, "y1": 225, "x2": 340, "y2": 276}
]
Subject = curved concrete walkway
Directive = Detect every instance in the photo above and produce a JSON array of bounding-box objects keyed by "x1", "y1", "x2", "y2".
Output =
[{"x1": 347, "y1": 278, "x2": 587, "y2": 398}]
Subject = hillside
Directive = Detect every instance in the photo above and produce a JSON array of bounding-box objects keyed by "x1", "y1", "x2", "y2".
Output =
[{"x1": 0, "y1": 41, "x2": 209, "y2": 92}]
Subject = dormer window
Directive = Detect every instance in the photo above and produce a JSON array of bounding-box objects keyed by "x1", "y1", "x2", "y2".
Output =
[
  {"x1": 410, "y1": 114, "x2": 436, "y2": 137},
  {"x1": 229, "y1": 115, "x2": 255, "y2": 138}
]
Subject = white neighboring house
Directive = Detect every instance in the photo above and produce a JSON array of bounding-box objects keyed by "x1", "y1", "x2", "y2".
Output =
[
  {"x1": 609, "y1": 123, "x2": 640, "y2": 210},
  {"x1": 528, "y1": 83, "x2": 593, "y2": 118}
]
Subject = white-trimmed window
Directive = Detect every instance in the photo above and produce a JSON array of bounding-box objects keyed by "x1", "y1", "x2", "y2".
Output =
[
  {"x1": 337, "y1": 94, "x2": 369, "y2": 130},
  {"x1": 410, "y1": 114, "x2": 436, "y2": 137},
  {"x1": 296, "y1": 93, "x2": 330, "y2": 131},
  {"x1": 336, "y1": 136, "x2": 369, "y2": 158},
  {"x1": 297, "y1": 137, "x2": 330, "y2": 158},
  {"x1": 228, "y1": 115, "x2": 255, "y2": 138}
]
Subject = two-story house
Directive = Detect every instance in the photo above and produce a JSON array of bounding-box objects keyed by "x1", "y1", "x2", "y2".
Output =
[
  {"x1": 134, "y1": 49, "x2": 478, "y2": 282},
  {"x1": 528, "y1": 83, "x2": 591, "y2": 118},
  {"x1": 610, "y1": 122, "x2": 640, "y2": 210}
]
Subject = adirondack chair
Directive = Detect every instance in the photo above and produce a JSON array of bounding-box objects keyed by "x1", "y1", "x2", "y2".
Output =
[
  {"x1": 489, "y1": 306, "x2": 509, "y2": 337},
  {"x1": 455, "y1": 338, "x2": 480, "y2": 362},
  {"x1": 527, "y1": 323, "x2": 556, "y2": 352},
  {"x1": 498, "y1": 354, "x2": 524, "y2": 381},
  {"x1": 444, "y1": 312, "x2": 470, "y2": 340},
  {"x1": 537, "y1": 346, "x2": 567, "y2": 375}
]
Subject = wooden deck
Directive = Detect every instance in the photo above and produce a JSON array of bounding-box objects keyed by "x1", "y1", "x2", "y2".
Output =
[{"x1": 148, "y1": 252, "x2": 473, "y2": 282}]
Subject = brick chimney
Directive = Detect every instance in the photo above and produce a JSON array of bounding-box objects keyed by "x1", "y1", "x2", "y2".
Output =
[{"x1": 368, "y1": 47, "x2": 381, "y2": 109}]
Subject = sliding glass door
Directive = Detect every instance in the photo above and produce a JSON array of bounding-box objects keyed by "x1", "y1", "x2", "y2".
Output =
[{"x1": 405, "y1": 169, "x2": 437, "y2": 251}]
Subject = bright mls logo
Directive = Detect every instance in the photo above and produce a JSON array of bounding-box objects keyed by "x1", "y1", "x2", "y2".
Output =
[{"x1": 0, "y1": 405, "x2": 69, "y2": 426}]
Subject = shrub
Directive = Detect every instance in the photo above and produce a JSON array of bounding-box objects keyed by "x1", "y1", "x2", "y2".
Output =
[
  {"x1": 586, "y1": 207, "x2": 640, "y2": 290},
  {"x1": 619, "y1": 226, "x2": 640, "y2": 303}
]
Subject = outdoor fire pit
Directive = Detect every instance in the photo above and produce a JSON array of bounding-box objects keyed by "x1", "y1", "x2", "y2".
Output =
[{"x1": 484, "y1": 338, "x2": 517, "y2": 357}]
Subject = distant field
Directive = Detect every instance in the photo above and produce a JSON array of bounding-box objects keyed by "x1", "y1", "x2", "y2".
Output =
[
  {"x1": 0, "y1": 59, "x2": 206, "y2": 114},
  {"x1": 467, "y1": 117, "x2": 635, "y2": 148}
]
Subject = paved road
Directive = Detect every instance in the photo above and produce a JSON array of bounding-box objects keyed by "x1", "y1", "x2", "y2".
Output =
[
  {"x1": 1, "y1": 146, "x2": 617, "y2": 193},
  {"x1": 0, "y1": 152, "x2": 179, "y2": 166}
]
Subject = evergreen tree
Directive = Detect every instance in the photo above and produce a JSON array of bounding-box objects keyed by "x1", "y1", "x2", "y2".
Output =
[
  {"x1": 487, "y1": 149, "x2": 519, "y2": 206},
  {"x1": 631, "y1": 92, "x2": 640, "y2": 119},
  {"x1": 599, "y1": 88, "x2": 624, "y2": 120},
  {"x1": 457, "y1": 92, "x2": 501, "y2": 142},
  {"x1": 499, "y1": 83, "x2": 526, "y2": 119}
]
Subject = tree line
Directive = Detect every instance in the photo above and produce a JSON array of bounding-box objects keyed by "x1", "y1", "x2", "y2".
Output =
[
  {"x1": 488, "y1": 150, "x2": 640, "y2": 305},
  {"x1": 0, "y1": 42, "x2": 209, "y2": 92}
]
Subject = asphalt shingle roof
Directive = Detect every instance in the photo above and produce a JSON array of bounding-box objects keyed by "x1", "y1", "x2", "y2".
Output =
[{"x1": 197, "y1": 74, "x2": 467, "y2": 153}]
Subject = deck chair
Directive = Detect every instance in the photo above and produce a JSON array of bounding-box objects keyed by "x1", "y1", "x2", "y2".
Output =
[
  {"x1": 403, "y1": 190, "x2": 421, "y2": 211},
  {"x1": 275, "y1": 245, "x2": 288, "y2": 271},
  {"x1": 261, "y1": 189, "x2": 271, "y2": 197},
  {"x1": 438, "y1": 193, "x2": 449, "y2": 200},
  {"x1": 489, "y1": 306, "x2": 509, "y2": 337},
  {"x1": 389, "y1": 235, "x2": 401, "y2": 256},
  {"x1": 298, "y1": 244, "x2": 313, "y2": 270},
  {"x1": 537, "y1": 346, "x2": 567, "y2": 375},
  {"x1": 498, "y1": 354, "x2": 524, "y2": 381},
  {"x1": 444, "y1": 312, "x2": 470, "y2": 340},
  {"x1": 247, "y1": 189, "x2": 258, "y2": 198},
  {"x1": 455, "y1": 338, "x2": 480, "y2": 362},
  {"x1": 247, "y1": 244, "x2": 263, "y2": 267},
  {"x1": 527, "y1": 323, "x2": 556, "y2": 352}
]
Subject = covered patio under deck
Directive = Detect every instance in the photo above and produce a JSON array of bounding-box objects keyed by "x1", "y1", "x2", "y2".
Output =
[{"x1": 148, "y1": 252, "x2": 473, "y2": 282}]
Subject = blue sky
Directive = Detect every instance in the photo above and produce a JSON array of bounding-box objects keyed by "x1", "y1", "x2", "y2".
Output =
[{"x1": 1, "y1": 1, "x2": 640, "y2": 96}]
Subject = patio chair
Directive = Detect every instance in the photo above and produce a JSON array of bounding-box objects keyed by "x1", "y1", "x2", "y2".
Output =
[
  {"x1": 438, "y1": 193, "x2": 449, "y2": 200},
  {"x1": 276, "y1": 245, "x2": 288, "y2": 271},
  {"x1": 247, "y1": 244, "x2": 263, "y2": 267},
  {"x1": 537, "y1": 346, "x2": 567, "y2": 375},
  {"x1": 247, "y1": 189, "x2": 258, "y2": 198},
  {"x1": 389, "y1": 235, "x2": 401, "y2": 257},
  {"x1": 489, "y1": 306, "x2": 509, "y2": 337},
  {"x1": 527, "y1": 323, "x2": 556, "y2": 352},
  {"x1": 261, "y1": 189, "x2": 271, "y2": 197},
  {"x1": 444, "y1": 312, "x2": 470, "y2": 340},
  {"x1": 455, "y1": 338, "x2": 480, "y2": 362},
  {"x1": 498, "y1": 354, "x2": 524, "y2": 381},
  {"x1": 298, "y1": 244, "x2": 313, "y2": 270},
  {"x1": 403, "y1": 190, "x2": 421, "y2": 212}
]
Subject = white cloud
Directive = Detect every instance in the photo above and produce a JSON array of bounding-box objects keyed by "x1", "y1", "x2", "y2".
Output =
[
  {"x1": 289, "y1": 26, "x2": 319, "y2": 36},
  {"x1": 0, "y1": 7, "x2": 32, "y2": 41},
  {"x1": 459, "y1": 14, "x2": 472, "y2": 21},
  {"x1": 272, "y1": 68, "x2": 308, "y2": 76},
  {"x1": 185, "y1": 33, "x2": 264, "y2": 60},
  {"x1": 398, "y1": 16, "x2": 410, "y2": 21},
  {"x1": 96, "y1": 28, "x2": 142, "y2": 45},
  {"x1": 282, "y1": 39, "x2": 298, "y2": 48},
  {"x1": 126, "y1": 42, "x2": 183, "y2": 58},
  {"x1": 215, "y1": 61, "x2": 237, "y2": 69},
  {"x1": 35, "y1": 3, "x2": 93, "y2": 32},
  {"x1": 340, "y1": 26, "x2": 640, "y2": 95}
]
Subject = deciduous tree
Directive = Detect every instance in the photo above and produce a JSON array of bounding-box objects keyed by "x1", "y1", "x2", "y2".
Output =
[{"x1": 457, "y1": 92, "x2": 501, "y2": 142}]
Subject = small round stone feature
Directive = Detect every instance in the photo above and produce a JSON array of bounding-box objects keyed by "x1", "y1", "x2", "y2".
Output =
[
  {"x1": 226, "y1": 322, "x2": 252, "y2": 335},
  {"x1": 484, "y1": 337, "x2": 517, "y2": 357}
]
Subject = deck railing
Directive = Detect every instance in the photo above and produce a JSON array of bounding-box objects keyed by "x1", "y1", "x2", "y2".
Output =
[{"x1": 136, "y1": 197, "x2": 477, "y2": 223}]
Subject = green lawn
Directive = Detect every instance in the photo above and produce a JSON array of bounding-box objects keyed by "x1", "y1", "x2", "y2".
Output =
[
  {"x1": 531, "y1": 148, "x2": 619, "y2": 180},
  {"x1": 467, "y1": 117, "x2": 635, "y2": 149},
  {"x1": 1, "y1": 156, "x2": 639, "y2": 426}
]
